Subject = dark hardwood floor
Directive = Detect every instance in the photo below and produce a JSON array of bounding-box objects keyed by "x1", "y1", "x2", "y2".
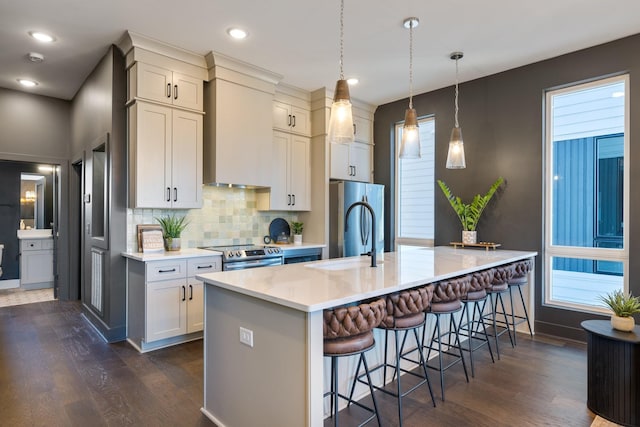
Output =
[{"x1": 0, "y1": 300, "x2": 595, "y2": 426}]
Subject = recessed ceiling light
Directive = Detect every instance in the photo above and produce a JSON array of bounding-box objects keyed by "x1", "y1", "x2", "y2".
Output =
[
  {"x1": 227, "y1": 28, "x2": 248, "y2": 40},
  {"x1": 29, "y1": 31, "x2": 55, "y2": 43},
  {"x1": 347, "y1": 78, "x2": 359, "y2": 85},
  {"x1": 17, "y1": 79, "x2": 38, "y2": 87}
]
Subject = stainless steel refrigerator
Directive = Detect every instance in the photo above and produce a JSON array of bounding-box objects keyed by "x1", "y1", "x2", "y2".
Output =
[{"x1": 329, "y1": 181, "x2": 384, "y2": 259}]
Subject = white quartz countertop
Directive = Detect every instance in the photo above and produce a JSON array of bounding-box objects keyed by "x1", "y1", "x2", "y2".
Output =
[
  {"x1": 197, "y1": 246, "x2": 537, "y2": 313},
  {"x1": 122, "y1": 248, "x2": 221, "y2": 262}
]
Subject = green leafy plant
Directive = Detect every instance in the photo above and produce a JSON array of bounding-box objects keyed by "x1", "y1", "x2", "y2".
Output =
[
  {"x1": 291, "y1": 221, "x2": 304, "y2": 235},
  {"x1": 600, "y1": 290, "x2": 640, "y2": 317},
  {"x1": 437, "y1": 177, "x2": 504, "y2": 231},
  {"x1": 155, "y1": 214, "x2": 189, "y2": 239}
]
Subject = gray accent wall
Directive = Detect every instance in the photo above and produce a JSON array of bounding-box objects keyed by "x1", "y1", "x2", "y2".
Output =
[
  {"x1": 70, "y1": 46, "x2": 127, "y2": 342},
  {"x1": 374, "y1": 33, "x2": 640, "y2": 340}
]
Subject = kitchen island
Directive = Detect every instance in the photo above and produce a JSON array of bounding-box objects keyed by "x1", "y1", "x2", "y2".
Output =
[{"x1": 197, "y1": 245, "x2": 537, "y2": 427}]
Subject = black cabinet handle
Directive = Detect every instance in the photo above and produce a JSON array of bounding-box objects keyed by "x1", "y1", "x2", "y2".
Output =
[
  {"x1": 174, "y1": 84, "x2": 178, "y2": 100},
  {"x1": 174, "y1": 187, "x2": 177, "y2": 202},
  {"x1": 288, "y1": 114, "x2": 292, "y2": 127},
  {"x1": 166, "y1": 187, "x2": 171, "y2": 202},
  {"x1": 288, "y1": 194, "x2": 291, "y2": 206},
  {"x1": 292, "y1": 194, "x2": 295, "y2": 206},
  {"x1": 182, "y1": 286, "x2": 186, "y2": 302},
  {"x1": 158, "y1": 268, "x2": 176, "y2": 273},
  {"x1": 189, "y1": 284, "x2": 193, "y2": 300},
  {"x1": 167, "y1": 83, "x2": 171, "y2": 98},
  {"x1": 292, "y1": 115, "x2": 296, "y2": 128},
  {"x1": 353, "y1": 123, "x2": 356, "y2": 135},
  {"x1": 197, "y1": 265, "x2": 213, "y2": 269},
  {"x1": 353, "y1": 166, "x2": 357, "y2": 176}
]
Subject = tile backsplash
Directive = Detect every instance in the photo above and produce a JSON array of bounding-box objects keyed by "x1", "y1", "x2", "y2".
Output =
[{"x1": 126, "y1": 186, "x2": 298, "y2": 252}]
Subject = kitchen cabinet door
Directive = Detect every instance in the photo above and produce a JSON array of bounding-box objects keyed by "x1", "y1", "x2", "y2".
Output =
[
  {"x1": 186, "y1": 279, "x2": 204, "y2": 333},
  {"x1": 272, "y1": 101, "x2": 310, "y2": 136},
  {"x1": 146, "y1": 279, "x2": 187, "y2": 342},
  {"x1": 131, "y1": 102, "x2": 172, "y2": 208},
  {"x1": 351, "y1": 142, "x2": 372, "y2": 183},
  {"x1": 330, "y1": 142, "x2": 351, "y2": 181},
  {"x1": 353, "y1": 115, "x2": 372, "y2": 144},
  {"x1": 132, "y1": 63, "x2": 203, "y2": 111},
  {"x1": 288, "y1": 135, "x2": 310, "y2": 210},
  {"x1": 258, "y1": 132, "x2": 310, "y2": 211},
  {"x1": 171, "y1": 109, "x2": 203, "y2": 209},
  {"x1": 130, "y1": 102, "x2": 202, "y2": 209}
]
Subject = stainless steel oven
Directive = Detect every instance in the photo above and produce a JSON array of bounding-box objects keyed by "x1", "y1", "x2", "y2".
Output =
[{"x1": 199, "y1": 245, "x2": 284, "y2": 271}]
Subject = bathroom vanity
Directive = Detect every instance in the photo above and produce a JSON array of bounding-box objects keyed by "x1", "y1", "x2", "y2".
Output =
[{"x1": 18, "y1": 229, "x2": 54, "y2": 290}]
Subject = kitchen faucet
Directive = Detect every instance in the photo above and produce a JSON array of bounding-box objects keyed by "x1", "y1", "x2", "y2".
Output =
[{"x1": 345, "y1": 201, "x2": 377, "y2": 267}]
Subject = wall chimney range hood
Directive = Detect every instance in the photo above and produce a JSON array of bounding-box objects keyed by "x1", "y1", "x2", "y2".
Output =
[{"x1": 203, "y1": 52, "x2": 282, "y2": 188}]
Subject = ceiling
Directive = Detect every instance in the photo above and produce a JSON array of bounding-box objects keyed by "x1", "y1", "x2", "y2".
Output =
[{"x1": 2, "y1": 0, "x2": 640, "y2": 106}]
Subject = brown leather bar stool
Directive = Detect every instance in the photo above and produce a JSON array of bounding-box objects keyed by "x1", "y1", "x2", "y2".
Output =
[
  {"x1": 350, "y1": 286, "x2": 436, "y2": 426},
  {"x1": 323, "y1": 298, "x2": 386, "y2": 426},
  {"x1": 483, "y1": 265, "x2": 515, "y2": 359},
  {"x1": 497, "y1": 259, "x2": 534, "y2": 345},
  {"x1": 422, "y1": 276, "x2": 470, "y2": 401},
  {"x1": 458, "y1": 269, "x2": 495, "y2": 377}
]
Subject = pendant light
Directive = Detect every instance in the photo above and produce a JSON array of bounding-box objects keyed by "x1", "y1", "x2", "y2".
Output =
[
  {"x1": 399, "y1": 17, "x2": 420, "y2": 159},
  {"x1": 327, "y1": 0, "x2": 355, "y2": 144},
  {"x1": 446, "y1": 52, "x2": 466, "y2": 169}
]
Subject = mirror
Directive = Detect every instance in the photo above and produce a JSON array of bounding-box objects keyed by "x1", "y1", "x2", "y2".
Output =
[{"x1": 20, "y1": 172, "x2": 49, "y2": 229}]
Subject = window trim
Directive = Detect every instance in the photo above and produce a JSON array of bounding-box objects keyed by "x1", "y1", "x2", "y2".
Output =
[{"x1": 543, "y1": 74, "x2": 630, "y2": 314}]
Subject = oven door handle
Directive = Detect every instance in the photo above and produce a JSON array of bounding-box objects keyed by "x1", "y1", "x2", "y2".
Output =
[{"x1": 223, "y1": 258, "x2": 283, "y2": 270}]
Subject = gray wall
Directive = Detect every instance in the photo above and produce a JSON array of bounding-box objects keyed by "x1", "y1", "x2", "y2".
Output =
[
  {"x1": 0, "y1": 88, "x2": 71, "y2": 298},
  {"x1": 374, "y1": 33, "x2": 640, "y2": 340},
  {"x1": 70, "y1": 46, "x2": 127, "y2": 342}
]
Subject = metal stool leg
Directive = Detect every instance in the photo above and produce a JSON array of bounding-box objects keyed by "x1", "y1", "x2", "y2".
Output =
[
  {"x1": 496, "y1": 292, "x2": 514, "y2": 348},
  {"x1": 517, "y1": 284, "x2": 534, "y2": 337},
  {"x1": 508, "y1": 285, "x2": 518, "y2": 346}
]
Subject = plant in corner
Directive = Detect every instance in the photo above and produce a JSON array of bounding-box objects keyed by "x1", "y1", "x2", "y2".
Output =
[
  {"x1": 291, "y1": 221, "x2": 304, "y2": 244},
  {"x1": 437, "y1": 176, "x2": 504, "y2": 244},
  {"x1": 600, "y1": 289, "x2": 640, "y2": 332},
  {"x1": 156, "y1": 214, "x2": 189, "y2": 252}
]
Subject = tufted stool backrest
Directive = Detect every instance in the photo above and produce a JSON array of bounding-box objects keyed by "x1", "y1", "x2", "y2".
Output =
[
  {"x1": 323, "y1": 298, "x2": 386, "y2": 355},
  {"x1": 379, "y1": 284, "x2": 434, "y2": 329},
  {"x1": 509, "y1": 259, "x2": 532, "y2": 286},
  {"x1": 432, "y1": 275, "x2": 470, "y2": 303}
]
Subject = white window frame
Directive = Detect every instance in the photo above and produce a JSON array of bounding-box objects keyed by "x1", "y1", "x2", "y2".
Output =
[
  {"x1": 394, "y1": 116, "x2": 435, "y2": 248},
  {"x1": 543, "y1": 74, "x2": 630, "y2": 314}
]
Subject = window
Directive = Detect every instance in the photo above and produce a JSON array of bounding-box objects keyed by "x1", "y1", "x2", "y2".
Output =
[
  {"x1": 395, "y1": 116, "x2": 435, "y2": 247},
  {"x1": 544, "y1": 75, "x2": 629, "y2": 313}
]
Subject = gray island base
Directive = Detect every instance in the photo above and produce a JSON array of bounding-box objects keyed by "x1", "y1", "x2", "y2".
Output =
[{"x1": 197, "y1": 246, "x2": 537, "y2": 426}]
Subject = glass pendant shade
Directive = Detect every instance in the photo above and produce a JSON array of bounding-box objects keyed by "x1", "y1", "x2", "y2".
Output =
[
  {"x1": 328, "y1": 79, "x2": 354, "y2": 143},
  {"x1": 399, "y1": 107, "x2": 420, "y2": 158},
  {"x1": 446, "y1": 126, "x2": 466, "y2": 169}
]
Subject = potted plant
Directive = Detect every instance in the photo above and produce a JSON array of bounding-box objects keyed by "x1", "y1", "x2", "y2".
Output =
[
  {"x1": 600, "y1": 290, "x2": 640, "y2": 332},
  {"x1": 156, "y1": 214, "x2": 189, "y2": 251},
  {"x1": 437, "y1": 177, "x2": 504, "y2": 244},
  {"x1": 291, "y1": 221, "x2": 304, "y2": 245}
]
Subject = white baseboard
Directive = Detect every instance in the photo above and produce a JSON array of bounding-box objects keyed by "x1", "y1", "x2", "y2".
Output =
[{"x1": 0, "y1": 279, "x2": 20, "y2": 290}]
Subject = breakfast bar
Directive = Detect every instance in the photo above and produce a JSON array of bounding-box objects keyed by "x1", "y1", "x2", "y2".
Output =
[{"x1": 197, "y1": 246, "x2": 537, "y2": 426}]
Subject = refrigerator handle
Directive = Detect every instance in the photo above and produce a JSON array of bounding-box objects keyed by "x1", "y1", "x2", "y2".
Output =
[
  {"x1": 359, "y1": 196, "x2": 367, "y2": 246},
  {"x1": 363, "y1": 195, "x2": 371, "y2": 246}
]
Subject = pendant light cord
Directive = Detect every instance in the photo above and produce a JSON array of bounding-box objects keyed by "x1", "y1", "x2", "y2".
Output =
[
  {"x1": 454, "y1": 57, "x2": 459, "y2": 128},
  {"x1": 339, "y1": 0, "x2": 345, "y2": 80},
  {"x1": 409, "y1": 20, "x2": 414, "y2": 109}
]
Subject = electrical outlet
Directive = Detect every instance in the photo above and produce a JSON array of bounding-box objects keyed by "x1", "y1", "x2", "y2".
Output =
[{"x1": 239, "y1": 327, "x2": 254, "y2": 347}]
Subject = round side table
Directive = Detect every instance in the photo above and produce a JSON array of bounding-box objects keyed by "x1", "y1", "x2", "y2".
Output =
[{"x1": 581, "y1": 319, "x2": 640, "y2": 427}]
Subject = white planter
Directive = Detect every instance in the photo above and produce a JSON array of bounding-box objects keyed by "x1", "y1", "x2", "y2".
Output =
[
  {"x1": 462, "y1": 230, "x2": 477, "y2": 244},
  {"x1": 293, "y1": 234, "x2": 302, "y2": 245},
  {"x1": 610, "y1": 314, "x2": 635, "y2": 332}
]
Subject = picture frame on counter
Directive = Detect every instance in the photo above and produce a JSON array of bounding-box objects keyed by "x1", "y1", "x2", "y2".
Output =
[{"x1": 136, "y1": 224, "x2": 163, "y2": 252}]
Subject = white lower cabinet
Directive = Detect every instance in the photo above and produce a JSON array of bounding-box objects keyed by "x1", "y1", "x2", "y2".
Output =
[
  {"x1": 20, "y1": 238, "x2": 54, "y2": 289},
  {"x1": 126, "y1": 255, "x2": 220, "y2": 352}
]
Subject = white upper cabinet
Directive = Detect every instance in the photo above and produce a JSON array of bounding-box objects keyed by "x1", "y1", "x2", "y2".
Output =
[
  {"x1": 129, "y1": 102, "x2": 202, "y2": 208},
  {"x1": 131, "y1": 62, "x2": 203, "y2": 111},
  {"x1": 257, "y1": 131, "x2": 310, "y2": 211},
  {"x1": 273, "y1": 100, "x2": 311, "y2": 136},
  {"x1": 330, "y1": 141, "x2": 372, "y2": 183},
  {"x1": 353, "y1": 115, "x2": 373, "y2": 144}
]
